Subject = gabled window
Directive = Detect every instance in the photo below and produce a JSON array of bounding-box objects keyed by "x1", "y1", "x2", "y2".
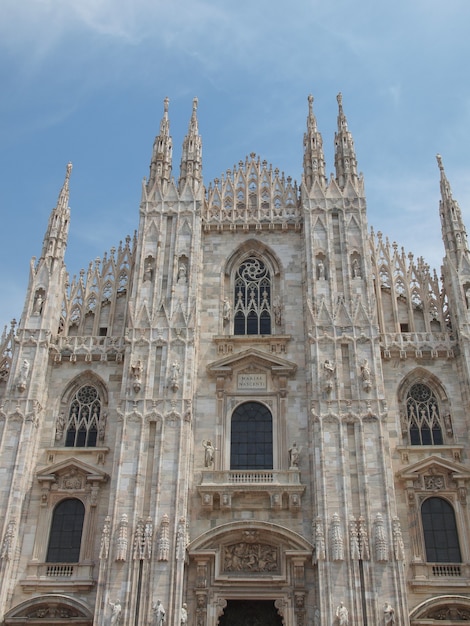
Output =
[
  {"x1": 65, "y1": 385, "x2": 101, "y2": 447},
  {"x1": 230, "y1": 402, "x2": 273, "y2": 469},
  {"x1": 406, "y1": 383, "x2": 444, "y2": 445},
  {"x1": 421, "y1": 497, "x2": 461, "y2": 563},
  {"x1": 234, "y1": 258, "x2": 272, "y2": 335},
  {"x1": 46, "y1": 498, "x2": 85, "y2": 563}
]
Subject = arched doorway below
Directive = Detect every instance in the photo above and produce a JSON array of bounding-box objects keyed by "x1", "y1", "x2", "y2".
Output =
[{"x1": 218, "y1": 600, "x2": 283, "y2": 626}]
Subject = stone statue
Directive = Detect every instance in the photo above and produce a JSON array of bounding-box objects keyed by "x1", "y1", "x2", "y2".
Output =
[
  {"x1": 223, "y1": 298, "x2": 232, "y2": 322},
  {"x1": 272, "y1": 295, "x2": 282, "y2": 326},
  {"x1": 177, "y1": 264, "x2": 187, "y2": 284},
  {"x1": 17, "y1": 359, "x2": 30, "y2": 391},
  {"x1": 352, "y1": 258, "x2": 361, "y2": 278},
  {"x1": 33, "y1": 292, "x2": 44, "y2": 315},
  {"x1": 289, "y1": 442, "x2": 300, "y2": 468},
  {"x1": 109, "y1": 599, "x2": 122, "y2": 626},
  {"x1": 336, "y1": 602, "x2": 348, "y2": 626},
  {"x1": 202, "y1": 440, "x2": 215, "y2": 468},
  {"x1": 383, "y1": 603, "x2": 396, "y2": 624},
  {"x1": 153, "y1": 600, "x2": 165, "y2": 626},
  {"x1": 181, "y1": 603, "x2": 188, "y2": 626},
  {"x1": 317, "y1": 259, "x2": 325, "y2": 280}
]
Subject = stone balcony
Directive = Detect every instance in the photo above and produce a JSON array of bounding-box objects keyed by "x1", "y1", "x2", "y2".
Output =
[
  {"x1": 198, "y1": 469, "x2": 305, "y2": 512},
  {"x1": 380, "y1": 331, "x2": 456, "y2": 360},
  {"x1": 409, "y1": 562, "x2": 470, "y2": 590},
  {"x1": 20, "y1": 562, "x2": 95, "y2": 593}
]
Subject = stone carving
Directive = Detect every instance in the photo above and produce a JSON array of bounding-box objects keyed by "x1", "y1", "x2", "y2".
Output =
[
  {"x1": 144, "y1": 257, "x2": 154, "y2": 282},
  {"x1": 272, "y1": 295, "x2": 282, "y2": 326},
  {"x1": 181, "y1": 604, "x2": 188, "y2": 626},
  {"x1": 330, "y1": 513, "x2": 344, "y2": 561},
  {"x1": 323, "y1": 359, "x2": 335, "y2": 392},
  {"x1": 157, "y1": 514, "x2": 170, "y2": 561},
  {"x1": 383, "y1": 603, "x2": 396, "y2": 625},
  {"x1": 360, "y1": 359, "x2": 372, "y2": 391},
  {"x1": 349, "y1": 517, "x2": 360, "y2": 560},
  {"x1": 144, "y1": 516, "x2": 153, "y2": 559},
  {"x1": 99, "y1": 516, "x2": 111, "y2": 560},
  {"x1": 222, "y1": 298, "x2": 231, "y2": 323},
  {"x1": 177, "y1": 263, "x2": 187, "y2": 284},
  {"x1": 109, "y1": 599, "x2": 122, "y2": 626},
  {"x1": 336, "y1": 602, "x2": 348, "y2": 626},
  {"x1": 55, "y1": 411, "x2": 66, "y2": 441},
  {"x1": 0, "y1": 519, "x2": 15, "y2": 560},
  {"x1": 17, "y1": 359, "x2": 30, "y2": 392},
  {"x1": 392, "y1": 517, "x2": 405, "y2": 561},
  {"x1": 170, "y1": 361, "x2": 180, "y2": 392},
  {"x1": 314, "y1": 516, "x2": 326, "y2": 561},
  {"x1": 352, "y1": 257, "x2": 361, "y2": 278},
  {"x1": 176, "y1": 517, "x2": 188, "y2": 561},
  {"x1": 131, "y1": 360, "x2": 142, "y2": 393},
  {"x1": 116, "y1": 514, "x2": 128, "y2": 561},
  {"x1": 374, "y1": 513, "x2": 388, "y2": 562},
  {"x1": 223, "y1": 542, "x2": 278, "y2": 572},
  {"x1": 317, "y1": 259, "x2": 326, "y2": 280},
  {"x1": 152, "y1": 600, "x2": 165, "y2": 626},
  {"x1": 428, "y1": 606, "x2": 470, "y2": 620},
  {"x1": 289, "y1": 441, "x2": 300, "y2": 468},
  {"x1": 133, "y1": 518, "x2": 145, "y2": 560},
  {"x1": 33, "y1": 290, "x2": 45, "y2": 315},
  {"x1": 358, "y1": 516, "x2": 370, "y2": 560},
  {"x1": 61, "y1": 468, "x2": 83, "y2": 490},
  {"x1": 28, "y1": 606, "x2": 78, "y2": 618},
  {"x1": 424, "y1": 474, "x2": 444, "y2": 490},
  {"x1": 202, "y1": 440, "x2": 215, "y2": 468},
  {"x1": 314, "y1": 606, "x2": 320, "y2": 626}
]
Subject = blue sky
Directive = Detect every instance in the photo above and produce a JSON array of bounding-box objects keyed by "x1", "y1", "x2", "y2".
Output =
[{"x1": 1, "y1": 0, "x2": 470, "y2": 325}]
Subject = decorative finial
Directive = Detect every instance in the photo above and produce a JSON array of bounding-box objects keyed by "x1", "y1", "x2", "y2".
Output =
[
  {"x1": 337, "y1": 92, "x2": 343, "y2": 107},
  {"x1": 193, "y1": 97, "x2": 198, "y2": 111},
  {"x1": 164, "y1": 97, "x2": 169, "y2": 113},
  {"x1": 65, "y1": 162, "x2": 72, "y2": 181},
  {"x1": 308, "y1": 94, "x2": 314, "y2": 114},
  {"x1": 436, "y1": 153, "x2": 444, "y2": 171}
]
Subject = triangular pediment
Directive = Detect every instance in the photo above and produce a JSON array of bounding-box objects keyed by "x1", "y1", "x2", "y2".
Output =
[
  {"x1": 207, "y1": 347, "x2": 297, "y2": 377},
  {"x1": 396, "y1": 454, "x2": 470, "y2": 481},
  {"x1": 37, "y1": 457, "x2": 108, "y2": 483}
]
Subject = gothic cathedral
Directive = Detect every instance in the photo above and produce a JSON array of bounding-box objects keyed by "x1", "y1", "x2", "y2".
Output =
[{"x1": 1, "y1": 94, "x2": 470, "y2": 626}]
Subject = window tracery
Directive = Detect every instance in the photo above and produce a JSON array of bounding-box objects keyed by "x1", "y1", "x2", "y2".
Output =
[
  {"x1": 65, "y1": 385, "x2": 102, "y2": 447},
  {"x1": 234, "y1": 258, "x2": 272, "y2": 335},
  {"x1": 405, "y1": 383, "x2": 444, "y2": 445}
]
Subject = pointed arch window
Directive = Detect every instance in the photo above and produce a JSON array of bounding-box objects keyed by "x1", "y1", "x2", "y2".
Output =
[
  {"x1": 405, "y1": 383, "x2": 444, "y2": 445},
  {"x1": 46, "y1": 498, "x2": 85, "y2": 563},
  {"x1": 65, "y1": 385, "x2": 101, "y2": 447},
  {"x1": 421, "y1": 497, "x2": 461, "y2": 563},
  {"x1": 234, "y1": 258, "x2": 272, "y2": 335},
  {"x1": 230, "y1": 402, "x2": 273, "y2": 469}
]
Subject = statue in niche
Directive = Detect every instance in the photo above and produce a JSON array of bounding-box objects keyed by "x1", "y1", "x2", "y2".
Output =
[
  {"x1": 323, "y1": 359, "x2": 335, "y2": 392},
  {"x1": 108, "y1": 600, "x2": 122, "y2": 626},
  {"x1": 17, "y1": 359, "x2": 30, "y2": 392},
  {"x1": 202, "y1": 440, "x2": 215, "y2": 468},
  {"x1": 177, "y1": 263, "x2": 187, "y2": 284},
  {"x1": 360, "y1": 359, "x2": 371, "y2": 390},
  {"x1": 143, "y1": 258, "x2": 154, "y2": 282},
  {"x1": 383, "y1": 603, "x2": 396, "y2": 625},
  {"x1": 170, "y1": 361, "x2": 180, "y2": 391},
  {"x1": 152, "y1": 600, "x2": 165, "y2": 626},
  {"x1": 180, "y1": 604, "x2": 188, "y2": 626},
  {"x1": 317, "y1": 259, "x2": 326, "y2": 280},
  {"x1": 33, "y1": 291, "x2": 45, "y2": 315},
  {"x1": 222, "y1": 298, "x2": 232, "y2": 323},
  {"x1": 352, "y1": 258, "x2": 361, "y2": 278},
  {"x1": 55, "y1": 412, "x2": 66, "y2": 441},
  {"x1": 336, "y1": 602, "x2": 348, "y2": 626},
  {"x1": 272, "y1": 295, "x2": 282, "y2": 326},
  {"x1": 289, "y1": 442, "x2": 300, "y2": 468},
  {"x1": 131, "y1": 360, "x2": 142, "y2": 393}
]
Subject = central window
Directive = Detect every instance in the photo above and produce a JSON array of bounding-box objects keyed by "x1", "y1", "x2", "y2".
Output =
[
  {"x1": 234, "y1": 257, "x2": 272, "y2": 335},
  {"x1": 230, "y1": 402, "x2": 273, "y2": 469}
]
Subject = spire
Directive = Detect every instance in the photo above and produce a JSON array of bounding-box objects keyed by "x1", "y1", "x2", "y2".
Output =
[
  {"x1": 40, "y1": 162, "x2": 72, "y2": 262},
  {"x1": 303, "y1": 94, "x2": 326, "y2": 190},
  {"x1": 179, "y1": 97, "x2": 202, "y2": 192},
  {"x1": 334, "y1": 93, "x2": 358, "y2": 190},
  {"x1": 437, "y1": 153, "x2": 469, "y2": 258},
  {"x1": 148, "y1": 97, "x2": 173, "y2": 188}
]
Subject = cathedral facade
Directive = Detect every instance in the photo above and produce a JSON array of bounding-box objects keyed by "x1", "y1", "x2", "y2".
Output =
[{"x1": 1, "y1": 94, "x2": 470, "y2": 626}]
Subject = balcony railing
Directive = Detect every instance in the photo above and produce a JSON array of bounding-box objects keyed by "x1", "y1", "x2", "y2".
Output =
[{"x1": 20, "y1": 562, "x2": 95, "y2": 592}]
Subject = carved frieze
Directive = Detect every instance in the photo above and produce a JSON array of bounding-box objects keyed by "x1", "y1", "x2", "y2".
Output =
[{"x1": 223, "y1": 542, "x2": 279, "y2": 573}]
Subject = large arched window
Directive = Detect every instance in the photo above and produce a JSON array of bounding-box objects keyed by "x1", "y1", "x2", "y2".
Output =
[
  {"x1": 65, "y1": 385, "x2": 101, "y2": 447},
  {"x1": 421, "y1": 497, "x2": 461, "y2": 563},
  {"x1": 231, "y1": 402, "x2": 273, "y2": 469},
  {"x1": 46, "y1": 498, "x2": 85, "y2": 563},
  {"x1": 405, "y1": 382, "x2": 444, "y2": 445},
  {"x1": 234, "y1": 258, "x2": 272, "y2": 335}
]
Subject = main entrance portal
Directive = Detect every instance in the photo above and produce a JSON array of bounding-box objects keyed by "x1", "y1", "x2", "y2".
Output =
[{"x1": 218, "y1": 600, "x2": 283, "y2": 626}]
